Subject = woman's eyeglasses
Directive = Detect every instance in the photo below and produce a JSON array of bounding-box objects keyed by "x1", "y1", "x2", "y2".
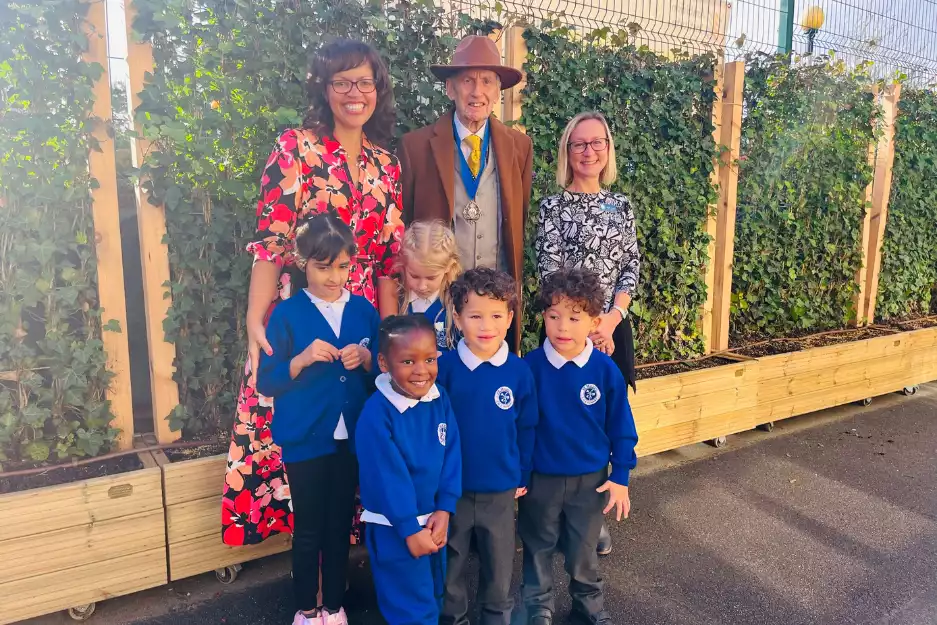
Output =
[
  {"x1": 329, "y1": 78, "x2": 377, "y2": 94},
  {"x1": 568, "y1": 138, "x2": 609, "y2": 154}
]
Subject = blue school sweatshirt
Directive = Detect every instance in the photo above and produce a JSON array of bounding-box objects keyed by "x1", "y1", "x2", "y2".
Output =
[
  {"x1": 256, "y1": 292, "x2": 380, "y2": 463},
  {"x1": 436, "y1": 341, "x2": 538, "y2": 492},
  {"x1": 524, "y1": 339, "x2": 638, "y2": 486},
  {"x1": 355, "y1": 374, "x2": 462, "y2": 540},
  {"x1": 407, "y1": 296, "x2": 454, "y2": 352}
]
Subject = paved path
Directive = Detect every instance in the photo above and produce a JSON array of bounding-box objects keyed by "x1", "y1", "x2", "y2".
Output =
[{"x1": 25, "y1": 384, "x2": 937, "y2": 625}]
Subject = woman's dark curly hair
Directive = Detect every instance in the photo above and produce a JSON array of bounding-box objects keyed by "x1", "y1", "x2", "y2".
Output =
[
  {"x1": 536, "y1": 268, "x2": 605, "y2": 318},
  {"x1": 450, "y1": 268, "x2": 518, "y2": 315},
  {"x1": 303, "y1": 39, "x2": 396, "y2": 147}
]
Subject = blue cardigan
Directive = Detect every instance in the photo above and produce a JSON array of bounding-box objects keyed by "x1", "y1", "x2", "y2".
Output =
[{"x1": 256, "y1": 292, "x2": 380, "y2": 463}]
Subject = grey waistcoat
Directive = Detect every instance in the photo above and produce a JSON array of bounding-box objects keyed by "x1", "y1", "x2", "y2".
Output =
[{"x1": 453, "y1": 142, "x2": 506, "y2": 271}]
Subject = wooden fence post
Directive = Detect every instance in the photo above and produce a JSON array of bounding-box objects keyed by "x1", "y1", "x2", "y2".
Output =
[
  {"x1": 82, "y1": 0, "x2": 135, "y2": 449},
  {"x1": 125, "y1": 0, "x2": 181, "y2": 443},
  {"x1": 704, "y1": 61, "x2": 744, "y2": 353},
  {"x1": 701, "y1": 62, "x2": 724, "y2": 353},
  {"x1": 501, "y1": 26, "x2": 527, "y2": 132},
  {"x1": 853, "y1": 86, "x2": 879, "y2": 327},
  {"x1": 859, "y1": 83, "x2": 902, "y2": 325}
]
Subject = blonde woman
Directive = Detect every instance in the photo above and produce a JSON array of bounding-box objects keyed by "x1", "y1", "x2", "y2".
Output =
[
  {"x1": 398, "y1": 220, "x2": 463, "y2": 351},
  {"x1": 535, "y1": 112, "x2": 641, "y2": 557}
]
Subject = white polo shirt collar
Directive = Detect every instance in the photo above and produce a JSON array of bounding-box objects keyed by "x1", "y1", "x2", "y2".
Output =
[
  {"x1": 457, "y1": 339, "x2": 509, "y2": 371},
  {"x1": 376, "y1": 373, "x2": 441, "y2": 413},
  {"x1": 544, "y1": 337, "x2": 594, "y2": 369}
]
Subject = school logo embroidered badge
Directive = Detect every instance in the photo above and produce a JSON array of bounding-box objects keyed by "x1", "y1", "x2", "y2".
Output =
[
  {"x1": 580, "y1": 383, "x2": 601, "y2": 406},
  {"x1": 434, "y1": 321, "x2": 447, "y2": 350},
  {"x1": 437, "y1": 423, "x2": 447, "y2": 446},
  {"x1": 359, "y1": 337, "x2": 370, "y2": 348},
  {"x1": 494, "y1": 386, "x2": 514, "y2": 410}
]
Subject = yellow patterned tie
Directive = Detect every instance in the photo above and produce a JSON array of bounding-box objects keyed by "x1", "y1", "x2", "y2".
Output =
[{"x1": 464, "y1": 134, "x2": 482, "y2": 177}]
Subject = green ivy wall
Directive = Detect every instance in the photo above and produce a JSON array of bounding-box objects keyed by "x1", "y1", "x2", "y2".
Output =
[{"x1": 0, "y1": 1, "x2": 118, "y2": 468}]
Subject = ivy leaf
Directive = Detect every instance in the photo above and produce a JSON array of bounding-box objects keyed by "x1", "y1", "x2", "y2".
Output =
[{"x1": 25, "y1": 441, "x2": 50, "y2": 462}]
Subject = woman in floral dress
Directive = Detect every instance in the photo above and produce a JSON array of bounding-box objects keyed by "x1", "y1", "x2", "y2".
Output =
[{"x1": 221, "y1": 39, "x2": 403, "y2": 549}]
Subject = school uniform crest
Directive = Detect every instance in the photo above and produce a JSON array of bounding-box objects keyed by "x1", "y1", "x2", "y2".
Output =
[
  {"x1": 494, "y1": 386, "x2": 514, "y2": 410},
  {"x1": 580, "y1": 383, "x2": 601, "y2": 406},
  {"x1": 359, "y1": 337, "x2": 370, "y2": 348},
  {"x1": 437, "y1": 423, "x2": 447, "y2": 446},
  {"x1": 434, "y1": 321, "x2": 447, "y2": 349}
]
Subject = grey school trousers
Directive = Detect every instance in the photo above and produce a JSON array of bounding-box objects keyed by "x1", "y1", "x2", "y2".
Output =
[
  {"x1": 518, "y1": 469, "x2": 608, "y2": 619},
  {"x1": 442, "y1": 489, "x2": 517, "y2": 625}
]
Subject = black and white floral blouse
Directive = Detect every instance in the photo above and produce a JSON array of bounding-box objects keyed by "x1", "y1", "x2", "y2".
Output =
[{"x1": 535, "y1": 190, "x2": 641, "y2": 311}]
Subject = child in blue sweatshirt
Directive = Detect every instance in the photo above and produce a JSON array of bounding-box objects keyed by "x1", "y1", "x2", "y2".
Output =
[
  {"x1": 355, "y1": 314, "x2": 462, "y2": 625},
  {"x1": 520, "y1": 268, "x2": 638, "y2": 625},
  {"x1": 256, "y1": 213, "x2": 380, "y2": 625},
  {"x1": 436, "y1": 268, "x2": 539, "y2": 625},
  {"x1": 398, "y1": 220, "x2": 462, "y2": 352}
]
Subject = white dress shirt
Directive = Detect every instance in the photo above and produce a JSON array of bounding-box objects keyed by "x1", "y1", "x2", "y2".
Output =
[{"x1": 305, "y1": 288, "x2": 351, "y2": 439}]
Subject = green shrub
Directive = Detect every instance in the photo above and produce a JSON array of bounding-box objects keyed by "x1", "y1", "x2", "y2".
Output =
[
  {"x1": 876, "y1": 87, "x2": 937, "y2": 320},
  {"x1": 0, "y1": 1, "x2": 118, "y2": 467},
  {"x1": 731, "y1": 54, "x2": 878, "y2": 338}
]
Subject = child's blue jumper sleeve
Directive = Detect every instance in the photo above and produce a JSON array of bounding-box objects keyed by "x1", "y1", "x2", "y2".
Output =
[
  {"x1": 516, "y1": 367, "x2": 539, "y2": 489},
  {"x1": 356, "y1": 406, "x2": 424, "y2": 540},
  {"x1": 435, "y1": 393, "x2": 462, "y2": 513},
  {"x1": 256, "y1": 309, "x2": 295, "y2": 398},
  {"x1": 606, "y1": 366, "x2": 639, "y2": 486}
]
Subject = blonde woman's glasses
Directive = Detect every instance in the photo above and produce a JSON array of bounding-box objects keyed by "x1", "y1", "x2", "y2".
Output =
[{"x1": 568, "y1": 138, "x2": 609, "y2": 154}]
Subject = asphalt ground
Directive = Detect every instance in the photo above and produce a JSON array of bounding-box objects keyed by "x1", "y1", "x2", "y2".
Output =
[{"x1": 23, "y1": 383, "x2": 937, "y2": 625}]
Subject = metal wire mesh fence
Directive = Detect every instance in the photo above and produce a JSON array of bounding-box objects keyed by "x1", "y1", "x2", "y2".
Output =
[{"x1": 443, "y1": 0, "x2": 937, "y2": 85}]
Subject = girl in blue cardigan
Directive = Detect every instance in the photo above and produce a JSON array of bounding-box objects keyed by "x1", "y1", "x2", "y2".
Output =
[{"x1": 256, "y1": 213, "x2": 380, "y2": 625}]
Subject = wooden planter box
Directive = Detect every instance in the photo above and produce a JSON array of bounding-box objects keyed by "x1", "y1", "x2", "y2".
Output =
[
  {"x1": 156, "y1": 453, "x2": 291, "y2": 582},
  {"x1": 0, "y1": 452, "x2": 167, "y2": 624},
  {"x1": 633, "y1": 326, "x2": 937, "y2": 456}
]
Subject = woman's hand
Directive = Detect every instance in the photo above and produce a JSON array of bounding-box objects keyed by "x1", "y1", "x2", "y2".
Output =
[
  {"x1": 247, "y1": 318, "x2": 273, "y2": 387},
  {"x1": 590, "y1": 311, "x2": 621, "y2": 356}
]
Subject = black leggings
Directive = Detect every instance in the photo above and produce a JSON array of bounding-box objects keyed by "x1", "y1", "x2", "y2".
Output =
[{"x1": 285, "y1": 442, "x2": 358, "y2": 612}]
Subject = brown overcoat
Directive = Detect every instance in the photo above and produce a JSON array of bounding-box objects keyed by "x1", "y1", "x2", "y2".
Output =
[{"x1": 398, "y1": 111, "x2": 534, "y2": 349}]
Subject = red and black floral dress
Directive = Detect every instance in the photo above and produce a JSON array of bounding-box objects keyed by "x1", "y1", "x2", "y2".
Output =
[{"x1": 221, "y1": 128, "x2": 403, "y2": 546}]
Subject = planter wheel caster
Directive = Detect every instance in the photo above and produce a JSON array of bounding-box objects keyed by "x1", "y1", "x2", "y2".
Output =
[
  {"x1": 68, "y1": 603, "x2": 96, "y2": 621},
  {"x1": 858, "y1": 397, "x2": 873, "y2": 406},
  {"x1": 902, "y1": 385, "x2": 919, "y2": 396},
  {"x1": 215, "y1": 563, "x2": 242, "y2": 585},
  {"x1": 757, "y1": 422, "x2": 775, "y2": 432},
  {"x1": 707, "y1": 436, "x2": 727, "y2": 448}
]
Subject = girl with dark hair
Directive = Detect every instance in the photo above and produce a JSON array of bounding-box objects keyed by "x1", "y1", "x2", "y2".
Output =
[
  {"x1": 256, "y1": 213, "x2": 379, "y2": 625},
  {"x1": 222, "y1": 39, "x2": 403, "y2": 553}
]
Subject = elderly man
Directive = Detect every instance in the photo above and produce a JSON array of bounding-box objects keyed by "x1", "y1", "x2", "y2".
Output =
[{"x1": 399, "y1": 35, "x2": 533, "y2": 351}]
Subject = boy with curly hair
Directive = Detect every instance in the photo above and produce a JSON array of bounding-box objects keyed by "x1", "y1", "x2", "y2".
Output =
[
  {"x1": 436, "y1": 267, "x2": 539, "y2": 625},
  {"x1": 519, "y1": 267, "x2": 638, "y2": 625}
]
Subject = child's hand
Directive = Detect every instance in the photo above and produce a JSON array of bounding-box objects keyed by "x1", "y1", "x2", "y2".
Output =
[
  {"x1": 340, "y1": 344, "x2": 372, "y2": 371},
  {"x1": 425, "y1": 511, "x2": 450, "y2": 547},
  {"x1": 515, "y1": 487, "x2": 528, "y2": 499},
  {"x1": 405, "y1": 528, "x2": 440, "y2": 558},
  {"x1": 290, "y1": 340, "x2": 340, "y2": 377},
  {"x1": 596, "y1": 480, "x2": 630, "y2": 521}
]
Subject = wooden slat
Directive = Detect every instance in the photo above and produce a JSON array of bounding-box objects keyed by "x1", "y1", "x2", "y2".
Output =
[
  {"x1": 634, "y1": 379, "x2": 757, "y2": 431},
  {"x1": 0, "y1": 464, "x2": 163, "y2": 541},
  {"x1": 700, "y1": 61, "x2": 724, "y2": 353},
  {"x1": 862, "y1": 83, "x2": 902, "y2": 323},
  {"x1": 709, "y1": 61, "x2": 744, "y2": 351},
  {"x1": 501, "y1": 26, "x2": 527, "y2": 132},
  {"x1": 162, "y1": 454, "x2": 227, "y2": 506},
  {"x1": 167, "y1": 496, "x2": 224, "y2": 543},
  {"x1": 125, "y1": 0, "x2": 181, "y2": 444},
  {"x1": 0, "y1": 509, "x2": 164, "y2": 584},
  {"x1": 754, "y1": 333, "x2": 908, "y2": 381},
  {"x1": 169, "y1": 532, "x2": 291, "y2": 582},
  {"x1": 81, "y1": 0, "x2": 134, "y2": 448},
  {"x1": 630, "y1": 361, "x2": 752, "y2": 407},
  {"x1": 853, "y1": 86, "x2": 881, "y2": 326},
  {"x1": 0, "y1": 548, "x2": 167, "y2": 625},
  {"x1": 488, "y1": 29, "x2": 504, "y2": 120}
]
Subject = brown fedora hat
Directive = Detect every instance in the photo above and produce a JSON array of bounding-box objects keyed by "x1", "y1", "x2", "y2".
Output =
[{"x1": 430, "y1": 35, "x2": 523, "y2": 90}]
